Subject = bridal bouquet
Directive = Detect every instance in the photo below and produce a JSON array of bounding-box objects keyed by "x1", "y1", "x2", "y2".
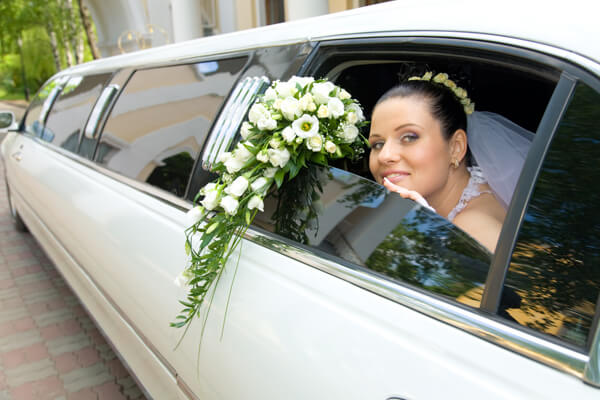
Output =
[{"x1": 172, "y1": 76, "x2": 367, "y2": 337}]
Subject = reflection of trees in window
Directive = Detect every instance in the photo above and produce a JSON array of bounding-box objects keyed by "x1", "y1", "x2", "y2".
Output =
[
  {"x1": 504, "y1": 84, "x2": 600, "y2": 348},
  {"x1": 267, "y1": 164, "x2": 491, "y2": 305},
  {"x1": 366, "y1": 208, "x2": 490, "y2": 301},
  {"x1": 146, "y1": 152, "x2": 194, "y2": 197}
]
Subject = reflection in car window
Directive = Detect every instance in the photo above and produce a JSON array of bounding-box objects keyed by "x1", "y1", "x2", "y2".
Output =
[
  {"x1": 23, "y1": 79, "x2": 61, "y2": 137},
  {"x1": 254, "y1": 166, "x2": 491, "y2": 306},
  {"x1": 502, "y1": 83, "x2": 600, "y2": 348},
  {"x1": 97, "y1": 57, "x2": 247, "y2": 197},
  {"x1": 44, "y1": 74, "x2": 112, "y2": 152}
]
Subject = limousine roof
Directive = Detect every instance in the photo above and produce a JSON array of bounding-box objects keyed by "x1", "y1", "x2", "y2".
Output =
[{"x1": 64, "y1": 0, "x2": 599, "y2": 77}]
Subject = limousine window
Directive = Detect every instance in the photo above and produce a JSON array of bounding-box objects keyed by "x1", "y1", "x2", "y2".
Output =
[
  {"x1": 23, "y1": 78, "x2": 62, "y2": 137},
  {"x1": 501, "y1": 82, "x2": 600, "y2": 349},
  {"x1": 96, "y1": 57, "x2": 247, "y2": 197},
  {"x1": 253, "y1": 166, "x2": 492, "y2": 307},
  {"x1": 43, "y1": 73, "x2": 112, "y2": 152}
]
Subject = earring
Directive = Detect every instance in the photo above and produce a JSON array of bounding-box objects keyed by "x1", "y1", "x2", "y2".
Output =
[{"x1": 452, "y1": 159, "x2": 459, "y2": 168}]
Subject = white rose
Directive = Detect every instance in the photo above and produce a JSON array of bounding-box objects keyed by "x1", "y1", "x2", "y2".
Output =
[
  {"x1": 306, "y1": 135, "x2": 323, "y2": 152},
  {"x1": 269, "y1": 138, "x2": 281, "y2": 149},
  {"x1": 248, "y1": 103, "x2": 268, "y2": 124},
  {"x1": 264, "y1": 167, "x2": 278, "y2": 178},
  {"x1": 247, "y1": 195, "x2": 265, "y2": 212},
  {"x1": 338, "y1": 88, "x2": 351, "y2": 100},
  {"x1": 251, "y1": 177, "x2": 269, "y2": 193},
  {"x1": 346, "y1": 111, "x2": 358, "y2": 124},
  {"x1": 339, "y1": 123, "x2": 359, "y2": 142},
  {"x1": 217, "y1": 152, "x2": 231, "y2": 164},
  {"x1": 267, "y1": 147, "x2": 290, "y2": 168},
  {"x1": 292, "y1": 114, "x2": 319, "y2": 138},
  {"x1": 281, "y1": 126, "x2": 296, "y2": 143},
  {"x1": 325, "y1": 140, "x2": 337, "y2": 154},
  {"x1": 256, "y1": 150, "x2": 269, "y2": 163},
  {"x1": 224, "y1": 157, "x2": 245, "y2": 174},
  {"x1": 257, "y1": 116, "x2": 277, "y2": 131},
  {"x1": 289, "y1": 76, "x2": 314, "y2": 89},
  {"x1": 240, "y1": 121, "x2": 253, "y2": 139},
  {"x1": 347, "y1": 103, "x2": 364, "y2": 122},
  {"x1": 275, "y1": 81, "x2": 297, "y2": 98},
  {"x1": 186, "y1": 206, "x2": 204, "y2": 226},
  {"x1": 280, "y1": 97, "x2": 301, "y2": 121},
  {"x1": 234, "y1": 142, "x2": 254, "y2": 162},
  {"x1": 201, "y1": 189, "x2": 220, "y2": 210},
  {"x1": 264, "y1": 87, "x2": 277, "y2": 101},
  {"x1": 200, "y1": 182, "x2": 217, "y2": 195},
  {"x1": 225, "y1": 176, "x2": 249, "y2": 197},
  {"x1": 220, "y1": 195, "x2": 239, "y2": 215},
  {"x1": 298, "y1": 93, "x2": 315, "y2": 112},
  {"x1": 311, "y1": 81, "x2": 335, "y2": 104},
  {"x1": 273, "y1": 98, "x2": 283, "y2": 110},
  {"x1": 327, "y1": 97, "x2": 344, "y2": 118},
  {"x1": 317, "y1": 105, "x2": 329, "y2": 119}
]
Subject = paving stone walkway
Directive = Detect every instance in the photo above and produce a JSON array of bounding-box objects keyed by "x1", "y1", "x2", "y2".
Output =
[{"x1": 0, "y1": 161, "x2": 146, "y2": 399}]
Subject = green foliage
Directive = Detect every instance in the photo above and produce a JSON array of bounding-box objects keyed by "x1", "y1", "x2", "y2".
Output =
[{"x1": 0, "y1": 0, "x2": 98, "y2": 99}]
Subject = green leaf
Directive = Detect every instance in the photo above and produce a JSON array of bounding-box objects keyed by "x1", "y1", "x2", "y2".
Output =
[
  {"x1": 185, "y1": 240, "x2": 191, "y2": 256},
  {"x1": 289, "y1": 161, "x2": 301, "y2": 179},
  {"x1": 274, "y1": 168, "x2": 286, "y2": 188}
]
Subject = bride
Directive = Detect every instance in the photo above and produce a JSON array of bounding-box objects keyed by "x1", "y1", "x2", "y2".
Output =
[{"x1": 368, "y1": 72, "x2": 533, "y2": 252}]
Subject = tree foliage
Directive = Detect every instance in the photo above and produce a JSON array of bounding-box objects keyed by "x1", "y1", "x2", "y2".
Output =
[{"x1": 0, "y1": 0, "x2": 99, "y2": 99}]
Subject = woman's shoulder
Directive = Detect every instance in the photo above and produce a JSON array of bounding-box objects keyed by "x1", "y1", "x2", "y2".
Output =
[{"x1": 452, "y1": 192, "x2": 506, "y2": 252}]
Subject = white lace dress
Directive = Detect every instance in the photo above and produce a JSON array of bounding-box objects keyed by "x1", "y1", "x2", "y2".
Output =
[{"x1": 447, "y1": 167, "x2": 492, "y2": 222}]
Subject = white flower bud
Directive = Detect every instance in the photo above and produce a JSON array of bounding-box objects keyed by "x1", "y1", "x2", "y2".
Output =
[
  {"x1": 325, "y1": 140, "x2": 337, "y2": 153},
  {"x1": 186, "y1": 206, "x2": 204, "y2": 226},
  {"x1": 327, "y1": 97, "x2": 345, "y2": 118},
  {"x1": 248, "y1": 195, "x2": 264, "y2": 212},
  {"x1": 317, "y1": 105, "x2": 329, "y2": 119},
  {"x1": 306, "y1": 135, "x2": 323, "y2": 152},
  {"x1": 220, "y1": 195, "x2": 239, "y2": 215},
  {"x1": 225, "y1": 176, "x2": 249, "y2": 197},
  {"x1": 281, "y1": 126, "x2": 296, "y2": 143}
]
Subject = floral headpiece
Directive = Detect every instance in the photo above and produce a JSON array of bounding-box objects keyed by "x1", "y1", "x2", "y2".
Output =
[{"x1": 408, "y1": 72, "x2": 475, "y2": 115}]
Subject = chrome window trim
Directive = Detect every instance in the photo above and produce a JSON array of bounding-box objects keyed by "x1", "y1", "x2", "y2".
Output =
[
  {"x1": 201, "y1": 76, "x2": 270, "y2": 171},
  {"x1": 313, "y1": 31, "x2": 600, "y2": 78},
  {"x1": 242, "y1": 227, "x2": 589, "y2": 379},
  {"x1": 83, "y1": 84, "x2": 120, "y2": 140}
]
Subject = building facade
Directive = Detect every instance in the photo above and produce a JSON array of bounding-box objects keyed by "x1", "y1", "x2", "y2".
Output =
[{"x1": 85, "y1": 0, "x2": 391, "y2": 57}]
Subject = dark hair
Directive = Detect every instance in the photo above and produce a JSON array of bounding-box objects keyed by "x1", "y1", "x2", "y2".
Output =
[
  {"x1": 375, "y1": 79, "x2": 472, "y2": 164},
  {"x1": 375, "y1": 80, "x2": 467, "y2": 140}
]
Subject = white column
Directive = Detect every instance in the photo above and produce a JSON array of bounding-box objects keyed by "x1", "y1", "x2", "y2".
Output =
[
  {"x1": 170, "y1": 0, "x2": 205, "y2": 42},
  {"x1": 285, "y1": 0, "x2": 329, "y2": 21}
]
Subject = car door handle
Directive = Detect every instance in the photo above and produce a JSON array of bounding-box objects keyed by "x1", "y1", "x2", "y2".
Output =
[{"x1": 11, "y1": 151, "x2": 22, "y2": 162}]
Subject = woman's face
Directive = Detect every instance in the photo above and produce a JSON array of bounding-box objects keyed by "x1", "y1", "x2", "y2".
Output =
[{"x1": 369, "y1": 96, "x2": 453, "y2": 198}]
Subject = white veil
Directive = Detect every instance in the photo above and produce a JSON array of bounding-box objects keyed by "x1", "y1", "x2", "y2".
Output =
[{"x1": 467, "y1": 111, "x2": 535, "y2": 209}]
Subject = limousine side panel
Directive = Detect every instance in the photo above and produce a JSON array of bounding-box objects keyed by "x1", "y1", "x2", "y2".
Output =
[
  {"x1": 1, "y1": 132, "x2": 189, "y2": 399},
  {"x1": 1, "y1": 132, "x2": 200, "y2": 397},
  {"x1": 4, "y1": 131, "x2": 600, "y2": 399}
]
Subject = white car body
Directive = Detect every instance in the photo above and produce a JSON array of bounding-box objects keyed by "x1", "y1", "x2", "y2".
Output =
[{"x1": 2, "y1": 1, "x2": 600, "y2": 399}]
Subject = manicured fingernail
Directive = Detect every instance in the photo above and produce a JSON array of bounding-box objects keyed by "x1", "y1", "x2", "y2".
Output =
[{"x1": 383, "y1": 177, "x2": 390, "y2": 184}]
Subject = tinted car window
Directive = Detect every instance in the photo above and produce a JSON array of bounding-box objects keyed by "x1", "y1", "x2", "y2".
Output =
[
  {"x1": 501, "y1": 83, "x2": 600, "y2": 348},
  {"x1": 44, "y1": 74, "x2": 112, "y2": 152},
  {"x1": 97, "y1": 58, "x2": 247, "y2": 197},
  {"x1": 254, "y1": 166, "x2": 491, "y2": 306},
  {"x1": 23, "y1": 78, "x2": 63, "y2": 137}
]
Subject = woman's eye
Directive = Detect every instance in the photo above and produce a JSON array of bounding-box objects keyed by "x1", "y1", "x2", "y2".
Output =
[
  {"x1": 370, "y1": 141, "x2": 384, "y2": 150},
  {"x1": 400, "y1": 132, "x2": 418, "y2": 143}
]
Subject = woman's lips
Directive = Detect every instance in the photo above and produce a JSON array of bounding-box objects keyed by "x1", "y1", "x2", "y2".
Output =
[{"x1": 382, "y1": 172, "x2": 409, "y2": 184}]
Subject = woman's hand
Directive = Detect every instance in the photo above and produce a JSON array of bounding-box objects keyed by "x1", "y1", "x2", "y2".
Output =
[{"x1": 383, "y1": 177, "x2": 436, "y2": 213}]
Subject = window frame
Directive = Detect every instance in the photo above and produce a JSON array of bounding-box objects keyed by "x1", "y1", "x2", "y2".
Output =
[{"x1": 231, "y1": 35, "x2": 599, "y2": 383}]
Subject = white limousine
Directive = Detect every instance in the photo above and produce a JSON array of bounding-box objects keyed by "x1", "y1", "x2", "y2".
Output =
[{"x1": 1, "y1": 1, "x2": 600, "y2": 399}]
